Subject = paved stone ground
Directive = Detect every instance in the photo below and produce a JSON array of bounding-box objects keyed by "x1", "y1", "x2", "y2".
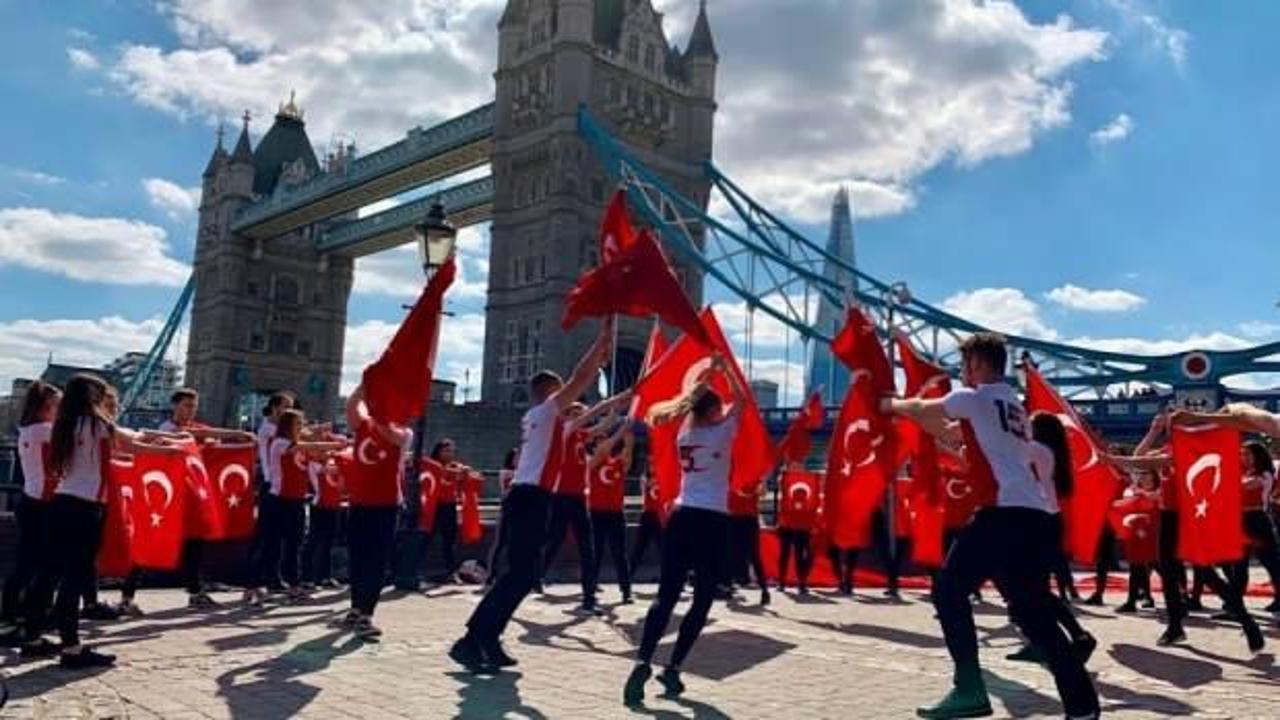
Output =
[{"x1": 1, "y1": 579, "x2": 1278, "y2": 719}]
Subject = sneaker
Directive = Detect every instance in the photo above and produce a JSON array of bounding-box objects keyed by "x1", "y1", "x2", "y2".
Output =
[
  {"x1": 246, "y1": 588, "x2": 267, "y2": 608},
  {"x1": 20, "y1": 637, "x2": 60, "y2": 658},
  {"x1": 1211, "y1": 610, "x2": 1239, "y2": 622},
  {"x1": 320, "y1": 579, "x2": 342, "y2": 590},
  {"x1": 449, "y1": 635, "x2": 492, "y2": 673},
  {"x1": 286, "y1": 587, "x2": 309, "y2": 604},
  {"x1": 482, "y1": 640, "x2": 518, "y2": 668},
  {"x1": 82, "y1": 602, "x2": 121, "y2": 621},
  {"x1": 624, "y1": 663, "x2": 652, "y2": 707},
  {"x1": 1243, "y1": 617, "x2": 1265, "y2": 654},
  {"x1": 1141, "y1": 597, "x2": 1156, "y2": 609},
  {"x1": 188, "y1": 593, "x2": 219, "y2": 610},
  {"x1": 1005, "y1": 645, "x2": 1047, "y2": 664},
  {"x1": 117, "y1": 600, "x2": 145, "y2": 618},
  {"x1": 656, "y1": 667, "x2": 685, "y2": 696},
  {"x1": 59, "y1": 647, "x2": 115, "y2": 670},
  {"x1": 332, "y1": 609, "x2": 361, "y2": 628},
  {"x1": 1116, "y1": 600, "x2": 1137, "y2": 614},
  {"x1": 1073, "y1": 632, "x2": 1098, "y2": 664},
  {"x1": 1157, "y1": 627, "x2": 1186, "y2": 646},
  {"x1": 1082, "y1": 593, "x2": 1104, "y2": 607},
  {"x1": 885, "y1": 588, "x2": 902, "y2": 601},
  {"x1": 1184, "y1": 596, "x2": 1204, "y2": 612},
  {"x1": 621, "y1": 594, "x2": 634, "y2": 605},
  {"x1": 916, "y1": 685, "x2": 993, "y2": 719},
  {"x1": 799, "y1": 585, "x2": 810, "y2": 596},
  {"x1": 300, "y1": 582, "x2": 317, "y2": 592},
  {"x1": 354, "y1": 617, "x2": 383, "y2": 642},
  {"x1": 1264, "y1": 599, "x2": 1280, "y2": 613},
  {"x1": 760, "y1": 589, "x2": 771, "y2": 606},
  {"x1": 578, "y1": 600, "x2": 602, "y2": 616}
]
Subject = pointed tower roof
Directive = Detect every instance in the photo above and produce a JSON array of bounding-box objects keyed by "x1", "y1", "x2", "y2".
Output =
[
  {"x1": 685, "y1": 0, "x2": 717, "y2": 60},
  {"x1": 202, "y1": 123, "x2": 228, "y2": 178},
  {"x1": 230, "y1": 110, "x2": 254, "y2": 165},
  {"x1": 807, "y1": 186, "x2": 859, "y2": 406},
  {"x1": 251, "y1": 94, "x2": 320, "y2": 197},
  {"x1": 499, "y1": 0, "x2": 526, "y2": 27}
]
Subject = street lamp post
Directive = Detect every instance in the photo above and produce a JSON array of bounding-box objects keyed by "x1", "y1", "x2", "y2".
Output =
[{"x1": 411, "y1": 202, "x2": 458, "y2": 469}]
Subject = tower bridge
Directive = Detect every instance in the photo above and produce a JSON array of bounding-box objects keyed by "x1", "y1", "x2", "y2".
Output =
[{"x1": 128, "y1": 0, "x2": 1280, "y2": 441}]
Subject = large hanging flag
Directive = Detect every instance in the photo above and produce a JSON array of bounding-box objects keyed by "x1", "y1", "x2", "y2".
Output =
[
  {"x1": 778, "y1": 391, "x2": 825, "y2": 465},
  {"x1": 418, "y1": 457, "x2": 444, "y2": 533},
  {"x1": 1172, "y1": 423, "x2": 1245, "y2": 565},
  {"x1": 823, "y1": 371, "x2": 894, "y2": 550},
  {"x1": 562, "y1": 228, "x2": 709, "y2": 347},
  {"x1": 98, "y1": 455, "x2": 139, "y2": 578},
  {"x1": 1108, "y1": 492, "x2": 1160, "y2": 566},
  {"x1": 130, "y1": 447, "x2": 189, "y2": 570},
  {"x1": 831, "y1": 306, "x2": 893, "y2": 397},
  {"x1": 894, "y1": 332, "x2": 951, "y2": 505},
  {"x1": 599, "y1": 189, "x2": 639, "y2": 263},
  {"x1": 200, "y1": 443, "x2": 256, "y2": 540},
  {"x1": 362, "y1": 256, "x2": 456, "y2": 425},
  {"x1": 1024, "y1": 364, "x2": 1123, "y2": 563}
]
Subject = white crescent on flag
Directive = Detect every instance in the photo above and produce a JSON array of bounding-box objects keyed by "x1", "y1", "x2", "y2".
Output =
[
  {"x1": 1057, "y1": 413, "x2": 1100, "y2": 471},
  {"x1": 600, "y1": 464, "x2": 620, "y2": 486},
  {"x1": 788, "y1": 482, "x2": 811, "y2": 510},
  {"x1": 142, "y1": 469, "x2": 174, "y2": 527},
  {"x1": 357, "y1": 437, "x2": 386, "y2": 466},
  {"x1": 217, "y1": 463, "x2": 250, "y2": 508},
  {"x1": 945, "y1": 477, "x2": 972, "y2": 500},
  {"x1": 1185, "y1": 453, "x2": 1222, "y2": 519}
]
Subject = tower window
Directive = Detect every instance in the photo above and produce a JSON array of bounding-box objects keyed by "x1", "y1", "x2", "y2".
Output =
[
  {"x1": 627, "y1": 36, "x2": 639, "y2": 63},
  {"x1": 644, "y1": 44, "x2": 656, "y2": 72}
]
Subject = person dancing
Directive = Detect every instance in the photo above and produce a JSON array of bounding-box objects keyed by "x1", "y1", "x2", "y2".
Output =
[
  {"x1": 451, "y1": 319, "x2": 616, "y2": 671},
  {"x1": 625, "y1": 355, "x2": 744, "y2": 706},
  {"x1": 776, "y1": 464, "x2": 817, "y2": 595},
  {"x1": 1232, "y1": 441, "x2": 1280, "y2": 611},
  {"x1": 587, "y1": 423, "x2": 636, "y2": 604},
  {"x1": 484, "y1": 448, "x2": 519, "y2": 588},
  {"x1": 629, "y1": 468, "x2": 664, "y2": 580}
]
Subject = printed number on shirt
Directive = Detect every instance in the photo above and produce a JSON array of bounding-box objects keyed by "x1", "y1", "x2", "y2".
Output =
[
  {"x1": 679, "y1": 445, "x2": 707, "y2": 474},
  {"x1": 994, "y1": 400, "x2": 1027, "y2": 440}
]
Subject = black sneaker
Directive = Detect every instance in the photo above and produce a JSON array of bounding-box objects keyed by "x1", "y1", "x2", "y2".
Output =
[
  {"x1": 1116, "y1": 600, "x2": 1137, "y2": 614},
  {"x1": 20, "y1": 637, "x2": 59, "y2": 658},
  {"x1": 621, "y1": 594, "x2": 634, "y2": 605},
  {"x1": 1141, "y1": 597, "x2": 1156, "y2": 609},
  {"x1": 1243, "y1": 617, "x2": 1265, "y2": 654},
  {"x1": 1073, "y1": 632, "x2": 1098, "y2": 664},
  {"x1": 799, "y1": 585, "x2": 810, "y2": 596},
  {"x1": 449, "y1": 635, "x2": 492, "y2": 673},
  {"x1": 1082, "y1": 593, "x2": 1104, "y2": 607},
  {"x1": 624, "y1": 663, "x2": 652, "y2": 707},
  {"x1": 1211, "y1": 610, "x2": 1239, "y2": 622},
  {"x1": 188, "y1": 593, "x2": 220, "y2": 610},
  {"x1": 59, "y1": 648, "x2": 115, "y2": 669},
  {"x1": 1184, "y1": 596, "x2": 1204, "y2": 612},
  {"x1": 1157, "y1": 627, "x2": 1186, "y2": 646},
  {"x1": 656, "y1": 667, "x2": 685, "y2": 696},
  {"x1": 354, "y1": 617, "x2": 383, "y2": 642},
  {"x1": 82, "y1": 603, "x2": 121, "y2": 621},
  {"x1": 482, "y1": 640, "x2": 518, "y2": 668},
  {"x1": 760, "y1": 589, "x2": 771, "y2": 606}
]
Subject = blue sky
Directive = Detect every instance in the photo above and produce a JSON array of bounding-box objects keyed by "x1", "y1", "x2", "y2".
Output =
[{"x1": 2, "y1": 0, "x2": 1278, "y2": 402}]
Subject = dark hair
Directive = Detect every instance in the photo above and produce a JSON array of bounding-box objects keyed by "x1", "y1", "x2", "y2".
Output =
[
  {"x1": 1030, "y1": 412, "x2": 1073, "y2": 498},
  {"x1": 276, "y1": 409, "x2": 304, "y2": 440},
  {"x1": 692, "y1": 389, "x2": 723, "y2": 421},
  {"x1": 1243, "y1": 440, "x2": 1272, "y2": 476},
  {"x1": 959, "y1": 332, "x2": 1008, "y2": 376},
  {"x1": 19, "y1": 380, "x2": 60, "y2": 427},
  {"x1": 263, "y1": 391, "x2": 295, "y2": 417},
  {"x1": 530, "y1": 370, "x2": 563, "y2": 397},
  {"x1": 50, "y1": 373, "x2": 112, "y2": 477},
  {"x1": 503, "y1": 447, "x2": 518, "y2": 470},
  {"x1": 430, "y1": 439, "x2": 455, "y2": 462},
  {"x1": 171, "y1": 387, "x2": 198, "y2": 405}
]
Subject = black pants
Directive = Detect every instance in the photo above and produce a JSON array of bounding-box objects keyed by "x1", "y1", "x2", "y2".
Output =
[
  {"x1": 303, "y1": 507, "x2": 341, "y2": 584},
  {"x1": 542, "y1": 494, "x2": 596, "y2": 601},
  {"x1": 1125, "y1": 565, "x2": 1152, "y2": 604},
  {"x1": 1049, "y1": 514, "x2": 1076, "y2": 599},
  {"x1": 2, "y1": 496, "x2": 51, "y2": 625},
  {"x1": 257, "y1": 496, "x2": 306, "y2": 588},
  {"x1": 419, "y1": 502, "x2": 459, "y2": 581},
  {"x1": 1229, "y1": 510, "x2": 1280, "y2": 597},
  {"x1": 1156, "y1": 511, "x2": 1187, "y2": 629},
  {"x1": 1092, "y1": 525, "x2": 1118, "y2": 595},
  {"x1": 630, "y1": 510, "x2": 663, "y2": 572},
  {"x1": 828, "y1": 546, "x2": 858, "y2": 591},
  {"x1": 485, "y1": 509, "x2": 510, "y2": 582},
  {"x1": 935, "y1": 507, "x2": 1098, "y2": 716},
  {"x1": 637, "y1": 507, "x2": 730, "y2": 668},
  {"x1": 728, "y1": 516, "x2": 767, "y2": 590},
  {"x1": 348, "y1": 506, "x2": 396, "y2": 616},
  {"x1": 124, "y1": 539, "x2": 206, "y2": 598},
  {"x1": 590, "y1": 510, "x2": 631, "y2": 598},
  {"x1": 46, "y1": 496, "x2": 106, "y2": 647},
  {"x1": 777, "y1": 528, "x2": 812, "y2": 588},
  {"x1": 468, "y1": 485, "x2": 550, "y2": 642}
]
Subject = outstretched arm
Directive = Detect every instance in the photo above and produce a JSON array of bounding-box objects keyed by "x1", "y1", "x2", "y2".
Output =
[
  {"x1": 568, "y1": 389, "x2": 634, "y2": 434},
  {"x1": 1134, "y1": 410, "x2": 1168, "y2": 457},
  {"x1": 190, "y1": 427, "x2": 257, "y2": 444},
  {"x1": 882, "y1": 397, "x2": 957, "y2": 443},
  {"x1": 1104, "y1": 452, "x2": 1172, "y2": 471},
  {"x1": 553, "y1": 318, "x2": 615, "y2": 412}
]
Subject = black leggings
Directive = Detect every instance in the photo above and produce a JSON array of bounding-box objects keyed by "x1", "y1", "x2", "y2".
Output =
[
  {"x1": 729, "y1": 515, "x2": 767, "y2": 590},
  {"x1": 47, "y1": 495, "x2": 105, "y2": 647},
  {"x1": 468, "y1": 485, "x2": 550, "y2": 642},
  {"x1": 1125, "y1": 565, "x2": 1152, "y2": 604},
  {"x1": 1049, "y1": 514, "x2": 1076, "y2": 599},
  {"x1": 257, "y1": 496, "x2": 306, "y2": 588},
  {"x1": 1156, "y1": 511, "x2": 1187, "y2": 629},
  {"x1": 542, "y1": 494, "x2": 596, "y2": 601},
  {"x1": 348, "y1": 506, "x2": 396, "y2": 615},
  {"x1": 777, "y1": 528, "x2": 812, "y2": 587},
  {"x1": 630, "y1": 511, "x2": 662, "y2": 571},
  {"x1": 421, "y1": 502, "x2": 460, "y2": 580},
  {"x1": 303, "y1": 507, "x2": 341, "y2": 584},
  {"x1": 2, "y1": 496, "x2": 51, "y2": 625},
  {"x1": 828, "y1": 546, "x2": 858, "y2": 591},
  {"x1": 1093, "y1": 525, "x2": 1118, "y2": 595},
  {"x1": 1229, "y1": 510, "x2": 1280, "y2": 597},
  {"x1": 591, "y1": 511, "x2": 631, "y2": 598},
  {"x1": 637, "y1": 507, "x2": 730, "y2": 668},
  {"x1": 935, "y1": 508, "x2": 1098, "y2": 717}
]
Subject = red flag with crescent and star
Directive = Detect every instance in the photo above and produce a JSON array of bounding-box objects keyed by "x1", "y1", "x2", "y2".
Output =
[
  {"x1": 778, "y1": 391, "x2": 825, "y2": 465},
  {"x1": 200, "y1": 443, "x2": 256, "y2": 540},
  {"x1": 418, "y1": 457, "x2": 443, "y2": 532},
  {"x1": 460, "y1": 470, "x2": 484, "y2": 545},
  {"x1": 1172, "y1": 423, "x2": 1245, "y2": 566},
  {"x1": 98, "y1": 455, "x2": 140, "y2": 578},
  {"x1": 823, "y1": 371, "x2": 894, "y2": 549},
  {"x1": 778, "y1": 469, "x2": 821, "y2": 530},
  {"x1": 1024, "y1": 364, "x2": 1124, "y2": 563},
  {"x1": 831, "y1": 306, "x2": 893, "y2": 397},
  {"x1": 129, "y1": 448, "x2": 188, "y2": 570},
  {"x1": 599, "y1": 188, "x2": 639, "y2": 264},
  {"x1": 1108, "y1": 492, "x2": 1160, "y2": 565},
  {"x1": 181, "y1": 441, "x2": 227, "y2": 541}
]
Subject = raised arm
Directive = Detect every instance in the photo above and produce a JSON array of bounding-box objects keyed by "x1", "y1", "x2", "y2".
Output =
[
  {"x1": 568, "y1": 389, "x2": 634, "y2": 434},
  {"x1": 1134, "y1": 410, "x2": 1169, "y2": 457},
  {"x1": 882, "y1": 397, "x2": 957, "y2": 443},
  {"x1": 554, "y1": 318, "x2": 615, "y2": 413}
]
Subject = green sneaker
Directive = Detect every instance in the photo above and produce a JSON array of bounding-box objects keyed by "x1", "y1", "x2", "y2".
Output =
[{"x1": 916, "y1": 685, "x2": 994, "y2": 719}]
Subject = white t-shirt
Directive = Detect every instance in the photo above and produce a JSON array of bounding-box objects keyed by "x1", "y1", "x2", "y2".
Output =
[
  {"x1": 267, "y1": 437, "x2": 294, "y2": 496},
  {"x1": 675, "y1": 414, "x2": 741, "y2": 513},
  {"x1": 943, "y1": 383, "x2": 1051, "y2": 513},
  {"x1": 1028, "y1": 441, "x2": 1060, "y2": 515},
  {"x1": 158, "y1": 419, "x2": 179, "y2": 433},
  {"x1": 57, "y1": 417, "x2": 111, "y2": 503},
  {"x1": 512, "y1": 397, "x2": 559, "y2": 488},
  {"x1": 257, "y1": 419, "x2": 277, "y2": 478},
  {"x1": 17, "y1": 422, "x2": 53, "y2": 500}
]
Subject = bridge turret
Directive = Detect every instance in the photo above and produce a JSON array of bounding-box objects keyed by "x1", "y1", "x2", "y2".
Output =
[
  {"x1": 497, "y1": 0, "x2": 525, "y2": 68},
  {"x1": 200, "y1": 125, "x2": 228, "y2": 199},
  {"x1": 223, "y1": 111, "x2": 256, "y2": 200},
  {"x1": 558, "y1": 0, "x2": 593, "y2": 44},
  {"x1": 684, "y1": 0, "x2": 718, "y2": 101}
]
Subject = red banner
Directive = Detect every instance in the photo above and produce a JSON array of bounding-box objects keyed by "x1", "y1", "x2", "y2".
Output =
[
  {"x1": 130, "y1": 448, "x2": 188, "y2": 570},
  {"x1": 778, "y1": 469, "x2": 820, "y2": 530},
  {"x1": 1109, "y1": 493, "x2": 1160, "y2": 565},
  {"x1": 460, "y1": 470, "x2": 483, "y2": 545},
  {"x1": 199, "y1": 444, "x2": 256, "y2": 540},
  {"x1": 1172, "y1": 424, "x2": 1245, "y2": 566},
  {"x1": 418, "y1": 457, "x2": 443, "y2": 533},
  {"x1": 97, "y1": 456, "x2": 139, "y2": 577}
]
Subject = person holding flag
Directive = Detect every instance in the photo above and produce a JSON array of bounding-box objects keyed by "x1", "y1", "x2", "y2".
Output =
[
  {"x1": 1232, "y1": 441, "x2": 1280, "y2": 610},
  {"x1": 625, "y1": 354, "x2": 745, "y2": 707},
  {"x1": 776, "y1": 465, "x2": 819, "y2": 595},
  {"x1": 587, "y1": 422, "x2": 636, "y2": 604},
  {"x1": 883, "y1": 334, "x2": 1098, "y2": 720},
  {"x1": 302, "y1": 453, "x2": 346, "y2": 589},
  {"x1": 451, "y1": 318, "x2": 617, "y2": 671}
]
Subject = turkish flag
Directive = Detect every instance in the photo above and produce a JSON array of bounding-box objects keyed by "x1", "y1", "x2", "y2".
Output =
[
  {"x1": 130, "y1": 448, "x2": 188, "y2": 570},
  {"x1": 1109, "y1": 493, "x2": 1160, "y2": 565},
  {"x1": 630, "y1": 321, "x2": 671, "y2": 420},
  {"x1": 1024, "y1": 365, "x2": 1123, "y2": 563},
  {"x1": 778, "y1": 392, "x2": 825, "y2": 464},
  {"x1": 941, "y1": 457, "x2": 981, "y2": 530},
  {"x1": 460, "y1": 470, "x2": 483, "y2": 545},
  {"x1": 362, "y1": 256, "x2": 456, "y2": 425},
  {"x1": 894, "y1": 333, "x2": 952, "y2": 505},
  {"x1": 1172, "y1": 424, "x2": 1246, "y2": 566},
  {"x1": 418, "y1": 457, "x2": 443, "y2": 533},
  {"x1": 98, "y1": 455, "x2": 139, "y2": 577},
  {"x1": 909, "y1": 494, "x2": 946, "y2": 568},
  {"x1": 778, "y1": 469, "x2": 821, "y2": 530},
  {"x1": 562, "y1": 229, "x2": 709, "y2": 347},
  {"x1": 599, "y1": 189, "x2": 639, "y2": 264},
  {"x1": 199, "y1": 444, "x2": 256, "y2": 540},
  {"x1": 831, "y1": 307, "x2": 893, "y2": 397},
  {"x1": 181, "y1": 442, "x2": 226, "y2": 541},
  {"x1": 824, "y1": 373, "x2": 895, "y2": 549}
]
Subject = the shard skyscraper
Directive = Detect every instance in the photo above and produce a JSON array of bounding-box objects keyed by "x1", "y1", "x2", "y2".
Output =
[{"x1": 807, "y1": 188, "x2": 858, "y2": 406}]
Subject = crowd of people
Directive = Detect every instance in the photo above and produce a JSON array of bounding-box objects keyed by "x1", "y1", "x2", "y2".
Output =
[{"x1": 3, "y1": 325, "x2": 1279, "y2": 720}]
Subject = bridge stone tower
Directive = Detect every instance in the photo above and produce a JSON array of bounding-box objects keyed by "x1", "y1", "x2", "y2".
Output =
[
  {"x1": 484, "y1": 0, "x2": 718, "y2": 406},
  {"x1": 186, "y1": 102, "x2": 354, "y2": 427}
]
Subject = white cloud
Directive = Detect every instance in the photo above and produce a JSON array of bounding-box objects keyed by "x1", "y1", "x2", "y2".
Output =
[
  {"x1": 352, "y1": 224, "x2": 489, "y2": 301},
  {"x1": 342, "y1": 311, "x2": 485, "y2": 398},
  {"x1": 1089, "y1": 113, "x2": 1134, "y2": 146},
  {"x1": 142, "y1": 178, "x2": 201, "y2": 220},
  {"x1": 0, "y1": 316, "x2": 168, "y2": 391},
  {"x1": 4, "y1": 167, "x2": 66, "y2": 186},
  {"x1": 1069, "y1": 332, "x2": 1251, "y2": 356},
  {"x1": 0, "y1": 208, "x2": 189, "y2": 286},
  {"x1": 67, "y1": 47, "x2": 101, "y2": 71},
  {"x1": 941, "y1": 287, "x2": 1060, "y2": 340},
  {"x1": 1102, "y1": 0, "x2": 1188, "y2": 68},
  {"x1": 1045, "y1": 283, "x2": 1145, "y2": 312},
  {"x1": 1238, "y1": 321, "x2": 1280, "y2": 341}
]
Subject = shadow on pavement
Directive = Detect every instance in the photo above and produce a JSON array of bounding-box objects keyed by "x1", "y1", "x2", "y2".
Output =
[
  {"x1": 983, "y1": 670, "x2": 1061, "y2": 718},
  {"x1": 1095, "y1": 677, "x2": 1197, "y2": 716},
  {"x1": 1108, "y1": 643, "x2": 1222, "y2": 689},
  {"x1": 448, "y1": 670, "x2": 549, "y2": 720},
  {"x1": 0, "y1": 662, "x2": 111, "y2": 703},
  {"x1": 795, "y1": 618, "x2": 946, "y2": 651},
  {"x1": 215, "y1": 629, "x2": 363, "y2": 719}
]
